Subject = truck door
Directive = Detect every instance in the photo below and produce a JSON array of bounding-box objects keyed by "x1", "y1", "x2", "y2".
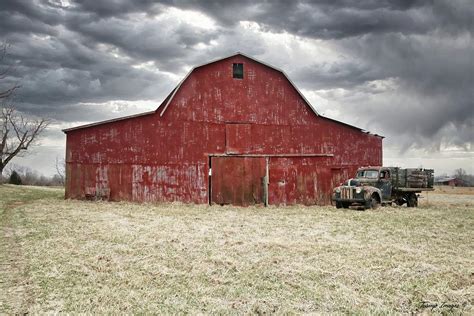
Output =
[{"x1": 379, "y1": 169, "x2": 392, "y2": 201}]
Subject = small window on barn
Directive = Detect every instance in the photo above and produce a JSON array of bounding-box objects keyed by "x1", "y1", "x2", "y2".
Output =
[{"x1": 233, "y1": 63, "x2": 243, "y2": 79}]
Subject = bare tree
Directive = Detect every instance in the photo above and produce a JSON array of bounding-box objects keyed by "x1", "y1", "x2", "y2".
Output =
[
  {"x1": 0, "y1": 107, "x2": 50, "y2": 176},
  {"x1": 454, "y1": 168, "x2": 467, "y2": 180},
  {"x1": 55, "y1": 156, "x2": 65, "y2": 185}
]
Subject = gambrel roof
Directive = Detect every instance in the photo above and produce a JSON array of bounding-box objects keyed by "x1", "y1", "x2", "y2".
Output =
[
  {"x1": 157, "y1": 52, "x2": 319, "y2": 117},
  {"x1": 63, "y1": 52, "x2": 382, "y2": 138}
]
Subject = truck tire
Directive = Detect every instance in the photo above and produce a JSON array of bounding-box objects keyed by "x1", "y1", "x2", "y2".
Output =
[
  {"x1": 407, "y1": 193, "x2": 418, "y2": 207},
  {"x1": 365, "y1": 194, "x2": 380, "y2": 210},
  {"x1": 371, "y1": 195, "x2": 381, "y2": 209},
  {"x1": 395, "y1": 199, "x2": 405, "y2": 206},
  {"x1": 336, "y1": 201, "x2": 343, "y2": 209}
]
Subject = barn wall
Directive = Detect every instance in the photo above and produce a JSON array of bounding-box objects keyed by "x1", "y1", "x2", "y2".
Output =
[{"x1": 65, "y1": 55, "x2": 382, "y2": 205}]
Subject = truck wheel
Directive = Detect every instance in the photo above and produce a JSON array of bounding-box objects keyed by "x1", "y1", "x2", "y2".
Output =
[
  {"x1": 335, "y1": 201, "x2": 343, "y2": 209},
  {"x1": 395, "y1": 199, "x2": 405, "y2": 206},
  {"x1": 371, "y1": 195, "x2": 380, "y2": 209},
  {"x1": 365, "y1": 194, "x2": 380, "y2": 210},
  {"x1": 407, "y1": 193, "x2": 418, "y2": 207}
]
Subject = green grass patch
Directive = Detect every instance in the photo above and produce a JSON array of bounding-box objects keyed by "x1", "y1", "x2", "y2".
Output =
[{"x1": 0, "y1": 184, "x2": 64, "y2": 214}]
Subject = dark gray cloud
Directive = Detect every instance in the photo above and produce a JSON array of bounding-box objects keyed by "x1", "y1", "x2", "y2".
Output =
[
  {"x1": 0, "y1": 30, "x2": 175, "y2": 121},
  {"x1": 163, "y1": 0, "x2": 472, "y2": 38},
  {"x1": 70, "y1": 0, "x2": 162, "y2": 18},
  {"x1": 292, "y1": 61, "x2": 382, "y2": 90},
  {"x1": 63, "y1": 14, "x2": 221, "y2": 72},
  {"x1": 0, "y1": 0, "x2": 472, "y2": 155},
  {"x1": 333, "y1": 30, "x2": 473, "y2": 149}
]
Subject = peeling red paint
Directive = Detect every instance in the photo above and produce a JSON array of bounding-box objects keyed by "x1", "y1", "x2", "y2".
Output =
[{"x1": 64, "y1": 54, "x2": 382, "y2": 205}]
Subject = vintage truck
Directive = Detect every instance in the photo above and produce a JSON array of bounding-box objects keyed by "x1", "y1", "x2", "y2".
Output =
[{"x1": 332, "y1": 166, "x2": 434, "y2": 209}]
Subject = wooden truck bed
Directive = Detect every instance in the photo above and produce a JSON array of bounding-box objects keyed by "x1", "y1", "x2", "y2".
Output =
[{"x1": 391, "y1": 167, "x2": 434, "y2": 190}]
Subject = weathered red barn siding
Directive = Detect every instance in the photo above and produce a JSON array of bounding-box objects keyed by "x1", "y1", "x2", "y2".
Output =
[
  {"x1": 211, "y1": 157, "x2": 267, "y2": 206},
  {"x1": 64, "y1": 54, "x2": 382, "y2": 205}
]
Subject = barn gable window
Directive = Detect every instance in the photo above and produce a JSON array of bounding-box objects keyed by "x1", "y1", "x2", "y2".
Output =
[{"x1": 233, "y1": 63, "x2": 243, "y2": 79}]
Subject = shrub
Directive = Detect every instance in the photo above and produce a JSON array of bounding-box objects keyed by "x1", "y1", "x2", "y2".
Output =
[{"x1": 9, "y1": 170, "x2": 22, "y2": 185}]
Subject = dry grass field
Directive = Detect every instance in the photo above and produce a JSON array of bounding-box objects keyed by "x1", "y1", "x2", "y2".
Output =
[{"x1": 0, "y1": 185, "x2": 472, "y2": 314}]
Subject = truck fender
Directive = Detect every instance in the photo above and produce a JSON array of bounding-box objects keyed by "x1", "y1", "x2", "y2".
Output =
[{"x1": 363, "y1": 186, "x2": 382, "y2": 203}]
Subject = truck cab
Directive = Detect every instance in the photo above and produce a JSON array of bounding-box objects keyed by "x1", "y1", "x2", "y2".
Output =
[{"x1": 356, "y1": 167, "x2": 392, "y2": 200}]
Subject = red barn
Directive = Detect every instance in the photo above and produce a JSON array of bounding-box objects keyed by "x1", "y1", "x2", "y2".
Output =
[{"x1": 63, "y1": 53, "x2": 383, "y2": 206}]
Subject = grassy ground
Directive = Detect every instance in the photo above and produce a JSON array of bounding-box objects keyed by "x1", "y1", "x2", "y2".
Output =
[{"x1": 0, "y1": 185, "x2": 472, "y2": 314}]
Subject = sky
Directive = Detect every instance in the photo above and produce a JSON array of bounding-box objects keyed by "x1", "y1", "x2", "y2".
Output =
[{"x1": 0, "y1": 0, "x2": 473, "y2": 177}]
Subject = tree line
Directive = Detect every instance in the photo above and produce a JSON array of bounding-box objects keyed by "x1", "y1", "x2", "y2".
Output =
[{"x1": 1, "y1": 159, "x2": 65, "y2": 186}]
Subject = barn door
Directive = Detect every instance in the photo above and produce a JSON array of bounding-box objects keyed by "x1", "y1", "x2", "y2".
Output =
[{"x1": 211, "y1": 157, "x2": 266, "y2": 206}]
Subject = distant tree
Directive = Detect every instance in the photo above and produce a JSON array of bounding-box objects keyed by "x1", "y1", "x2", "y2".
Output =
[
  {"x1": 54, "y1": 156, "x2": 65, "y2": 186},
  {"x1": 454, "y1": 168, "x2": 467, "y2": 180},
  {"x1": 9, "y1": 170, "x2": 22, "y2": 185},
  {"x1": 21, "y1": 166, "x2": 40, "y2": 185},
  {"x1": 464, "y1": 174, "x2": 474, "y2": 187},
  {"x1": 51, "y1": 174, "x2": 65, "y2": 186}
]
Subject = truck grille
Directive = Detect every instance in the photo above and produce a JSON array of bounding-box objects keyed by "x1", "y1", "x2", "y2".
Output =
[{"x1": 341, "y1": 187, "x2": 353, "y2": 199}]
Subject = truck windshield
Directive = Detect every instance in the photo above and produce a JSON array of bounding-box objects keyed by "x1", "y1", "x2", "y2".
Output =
[{"x1": 356, "y1": 170, "x2": 379, "y2": 178}]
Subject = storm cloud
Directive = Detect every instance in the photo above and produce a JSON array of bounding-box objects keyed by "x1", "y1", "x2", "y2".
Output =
[{"x1": 0, "y1": 0, "x2": 472, "y2": 175}]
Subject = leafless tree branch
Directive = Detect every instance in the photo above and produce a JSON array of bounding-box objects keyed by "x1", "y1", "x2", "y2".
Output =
[
  {"x1": 55, "y1": 156, "x2": 65, "y2": 185},
  {"x1": 0, "y1": 106, "x2": 50, "y2": 175}
]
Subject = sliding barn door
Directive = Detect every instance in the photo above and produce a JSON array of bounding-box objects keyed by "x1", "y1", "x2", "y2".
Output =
[{"x1": 211, "y1": 157, "x2": 266, "y2": 206}]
